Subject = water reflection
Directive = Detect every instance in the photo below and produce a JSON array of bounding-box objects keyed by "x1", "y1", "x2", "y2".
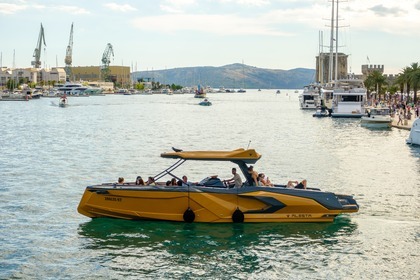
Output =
[{"x1": 78, "y1": 217, "x2": 358, "y2": 252}]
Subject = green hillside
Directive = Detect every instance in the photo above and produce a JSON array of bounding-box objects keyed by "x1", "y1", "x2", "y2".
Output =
[{"x1": 132, "y1": 63, "x2": 315, "y2": 89}]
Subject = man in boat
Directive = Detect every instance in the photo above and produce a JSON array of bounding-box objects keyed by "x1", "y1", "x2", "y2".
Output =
[{"x1": 223, "y1": 168, "x2": 243, "y2": 188}]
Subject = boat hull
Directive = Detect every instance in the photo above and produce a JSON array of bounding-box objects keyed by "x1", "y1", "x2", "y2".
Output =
[
  {"x1": 361, "y1": 117, "x2": 391, "y2": 128},
  {"x1": 406, "y1": 118, "x2": 420, "y2": 145},
  {"x1": 331, "y1": 113, "x2": 363, "y2": 118},
  {"x1": 78, "y1": 185, "x2": 358, "y2": 223}
]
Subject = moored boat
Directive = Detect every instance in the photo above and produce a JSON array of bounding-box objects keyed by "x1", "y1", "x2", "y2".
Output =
[
  {"x1": 299, "y1": 85, "x2": 321, "y2": 110},
  {"x1": 361, "y1": 107, "x2": 392, "y2": 128},
  {"x1": 406, "y1": 118, "x2": 420, "y2": 145},
  {"x1": 313, "y1": 106, "x2": 330, "y2": 117},
  {"x1": 77, "y1": 148, "x2": 359, "y2": 223}
]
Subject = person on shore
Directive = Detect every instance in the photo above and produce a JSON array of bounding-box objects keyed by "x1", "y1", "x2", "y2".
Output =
[
  {"x1": 397, "y1": 109, "x2": 404, "y2": 125},
  {"x1": 223, "y1": 168, "x2": 243, "y2": 188}
]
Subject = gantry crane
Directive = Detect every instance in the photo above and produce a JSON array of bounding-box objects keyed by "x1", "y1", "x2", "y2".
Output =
[
  {"x1": 31, "y1": 23, "x2": 46, "y2": 68},
  {"x1": 64, "y1": 23, "x2": 74, "y2": 80},
  {"x1": 101, "y1": 43, "x2": 114, "y2": 82}
]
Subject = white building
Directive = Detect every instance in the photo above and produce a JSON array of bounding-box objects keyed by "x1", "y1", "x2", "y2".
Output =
[
  {"x1": 0, "y1": 67, "x2": 66, "y2": 88},
  {"x1": 40, "y1": 68, "x2": 66, "y2": 84}
]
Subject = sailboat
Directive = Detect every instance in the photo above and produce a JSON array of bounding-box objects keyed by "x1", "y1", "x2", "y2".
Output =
[
  {"x1": 194, "y1": 84, "x2": 206, "y2": 98},
  {"x1": 321, "y1": 0, "x2": 367, "y2": 118}
]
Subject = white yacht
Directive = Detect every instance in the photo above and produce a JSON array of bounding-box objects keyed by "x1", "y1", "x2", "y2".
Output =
[
  {"x1": 361, "y1": 107, "x2": 392, "y2": 128},
  {"x1": 406, "y1": 118, "x2": 420, "y2": 145},
  {"x1": 299, "y1": 85, "x2": 321, "y2": 110},
  {"x1": 330, "y1": 80, "x2": 367, "y2": 118},
  {"x1": 57, "y1": 83, "x2": 88, "y2": 96}
]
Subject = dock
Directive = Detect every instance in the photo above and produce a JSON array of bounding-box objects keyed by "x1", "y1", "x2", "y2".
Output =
[{"x1": 391, "y1": 117, "x2": 415, "y2": 130}]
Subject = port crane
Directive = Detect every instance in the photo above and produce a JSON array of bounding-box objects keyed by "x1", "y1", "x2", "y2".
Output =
[
  {"x1": 101, "y1": 43, "x2": 114, "y2": 82},
  {"x1": 31, "y1": 23, "x2": 46, "y2": 68},
  {"x1": 64, "y1": 23, "x2": 74, "y2": 80}
]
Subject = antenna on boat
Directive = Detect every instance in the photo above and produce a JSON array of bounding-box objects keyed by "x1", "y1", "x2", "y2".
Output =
[{"x1": 246, "y1": 140, "x2": 251, "y2": 149}]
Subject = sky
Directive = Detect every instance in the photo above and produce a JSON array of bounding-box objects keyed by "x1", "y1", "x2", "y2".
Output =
[{"x1": 0, "y1": 0, "x2": 419, "y2": 74}]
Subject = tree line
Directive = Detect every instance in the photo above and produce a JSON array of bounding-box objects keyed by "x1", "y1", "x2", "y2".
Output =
[{"x1": 364, "y1": 62, "x2": 420, "y2": 103}]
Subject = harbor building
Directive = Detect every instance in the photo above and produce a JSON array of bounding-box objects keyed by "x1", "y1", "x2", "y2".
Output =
[
  {"x1": 315, "y1": 52, "x2": 348, "y2": 84},
  {"x1": 0, "y1": 67, "x2": 66, "y2": 87},
  {"x1": 71, "y1": 66, "x2": 131, "y2": 87}
]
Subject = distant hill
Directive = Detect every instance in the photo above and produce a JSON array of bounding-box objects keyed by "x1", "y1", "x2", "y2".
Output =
[{"x1": 132, "y1": 63, "x2": 315, "y2": 89}]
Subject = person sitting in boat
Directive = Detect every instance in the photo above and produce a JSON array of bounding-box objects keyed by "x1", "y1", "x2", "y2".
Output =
[
  {"x1": 145, "y1": 177, "x2": 156, "y2": 186},
  {"x1": 117, "y1": 177, "x2": 124, "y2": 184},
  {"x1": 135, "y1": 176, "x2": 145, "y2": 185},
  {"x1": 258, "y1": 173, "x2": 273, "y2": 186},
  {"x1": 182, "y1": 175, "x2": 196, "y2": 186},
  {"x1": 287, "y1": 179, "x2": 307, "y2": 189},
  {"x1": 222, "y1": 168, "x2": 243, "y2": 188},
  {"x1": 170, "y1": 178, "x2": 177, "y2": 186},
  {"x1": 247, "y1": 166, "x2": 258, "y2": 186}
]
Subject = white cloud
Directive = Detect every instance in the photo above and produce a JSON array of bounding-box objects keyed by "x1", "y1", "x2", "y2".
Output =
[
  {"x1": 132, "y1": 13, "x2": 291, "y2": 36},
  {"x1": 160, "y1": 0, "x2": 196, "y2": 13},
  {"x1": 54, "y1": 5, "x2": 90, "y2": 15},
  {"x1": 104, "y1": 3, "x2": 137, "y2": 12},
  {"x1": 219, "y1": 0, "x2": 270, "y2": 6},
  {"x1": 0, "y1": 3, "x2": 27, "y2": 14}
]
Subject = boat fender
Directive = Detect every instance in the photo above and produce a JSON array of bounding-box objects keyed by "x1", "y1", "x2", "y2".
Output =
[
  {"x1": 232, "y1": 208, "x2": 244, "y2": 223},
  {"x1": 183, "y1": 207, "x2": 195, "y2": 223}
]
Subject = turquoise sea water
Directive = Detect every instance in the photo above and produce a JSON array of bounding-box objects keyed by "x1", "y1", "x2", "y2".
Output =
[{"x1": 1, "y1": 90, "x2": 419, "y2": 279}]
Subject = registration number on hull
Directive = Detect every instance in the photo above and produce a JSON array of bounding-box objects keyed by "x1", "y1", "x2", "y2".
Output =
[{"x1": 104, "y1": 196, "x2": 122, "y2": 202}]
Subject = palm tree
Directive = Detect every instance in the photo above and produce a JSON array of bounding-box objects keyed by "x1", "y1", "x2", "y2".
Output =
[
  {"x1": 364, "y1": 70, "x2": 387, "y2": 100},
  {"x1": 407, "y1": 62, "x2": 420, "y2": 103},
  {"x1": 394, "y1": 67, "x2": 411, "y2": 102}
]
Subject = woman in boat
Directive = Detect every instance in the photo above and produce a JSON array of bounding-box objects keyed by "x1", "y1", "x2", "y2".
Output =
[
  {"x1": 258, "y1": 173, "x2": 273, "y2": 186},
  {"x1": 170, "y1": 178, "x2": 177, "y2": 186},
  {"x1": 135, "y1": 176, "x2": 145, "y2": 185},
  {"x1": 145, "y1": 177, "x2": 156, "y2": 186},
  {"x1": 118, "y1": 177, "x2": 124, "y2": 184}
]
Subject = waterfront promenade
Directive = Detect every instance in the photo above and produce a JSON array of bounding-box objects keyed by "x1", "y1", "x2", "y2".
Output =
[{"x1": 391, "y1": 116, "x2": 416, "y2": 130}]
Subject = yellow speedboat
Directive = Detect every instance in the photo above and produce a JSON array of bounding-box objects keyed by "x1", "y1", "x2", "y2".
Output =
[{"x1": 78, "y1": 148, "x2": 359, "y2": 223}]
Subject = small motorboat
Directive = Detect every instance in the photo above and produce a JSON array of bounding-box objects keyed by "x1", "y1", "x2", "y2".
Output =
[
  {"x1": 361, "y1": 107, "x2": 392, "y2": 128},
  {"x1": 199, "y1": 98, "x2": 212, "y2": 106},
  {"x1": 312, "y1": 107, "x2": 330, "y2": 117},
  {"x1": 78, "y1": 148, "x2": 359, "y2": 223},
  {"x1": 276, "y1": 90, "x2": 281, "y2": 94},
  {"x1": 406, "y1": 118, "x2": 420, "y2": 145},
  {"x1": 59, "y1": 96, "x2": 68, "y2": 107}
]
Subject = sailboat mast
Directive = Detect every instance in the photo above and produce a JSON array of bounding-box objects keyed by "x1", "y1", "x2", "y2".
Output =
[
  {"x1": 328, "y1": 0, "x2": 335, "y2": 84},
  {"x1": 334, "y1": 0, "x2": 339, "y2": 82}
]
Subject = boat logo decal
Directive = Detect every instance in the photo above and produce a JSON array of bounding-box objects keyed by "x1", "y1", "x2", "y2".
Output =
[{"x1": 286, "y1": 214, "x2": 312, "y2": 218}]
